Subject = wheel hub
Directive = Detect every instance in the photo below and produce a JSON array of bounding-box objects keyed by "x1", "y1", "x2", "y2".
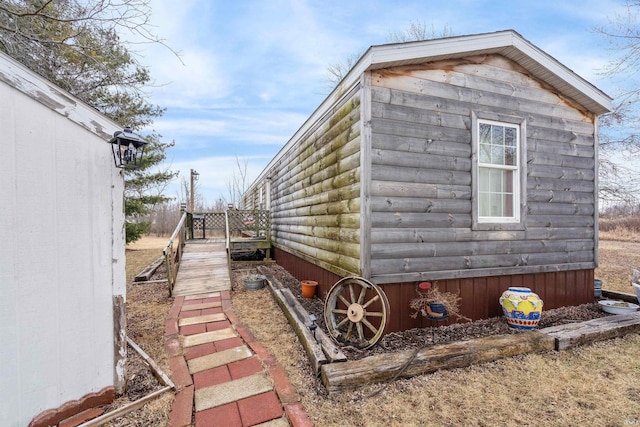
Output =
[{"x1": 347, "y1": 303, "x2": 364, "y2": 322}]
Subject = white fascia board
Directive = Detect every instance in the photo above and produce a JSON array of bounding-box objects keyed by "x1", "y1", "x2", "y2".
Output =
[
  {"x1": 509, "y1": 34, "x2": 613, "y2": 114},
  {"x1": 0, "y1": 51, "x2": 121, "y2": 140}
]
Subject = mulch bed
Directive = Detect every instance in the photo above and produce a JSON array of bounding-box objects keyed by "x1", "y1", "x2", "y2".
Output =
[{"x1": 232, "y1": 262, "x2": 610, "y2": 360}]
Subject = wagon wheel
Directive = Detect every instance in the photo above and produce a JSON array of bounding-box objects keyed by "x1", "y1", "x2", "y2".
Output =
[{"x1": 324, "y1": 276, "x2": 390, "y2": 349}]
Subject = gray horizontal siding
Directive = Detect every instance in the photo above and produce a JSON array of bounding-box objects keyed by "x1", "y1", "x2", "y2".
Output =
[
  {"x1": 368, "y1": 55, "x2": 597, "y2": 283},
  {"x1": 268, "y1": 87, "x2": 363, "y2": 277}
]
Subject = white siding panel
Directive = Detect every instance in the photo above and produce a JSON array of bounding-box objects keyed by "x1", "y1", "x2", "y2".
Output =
[{"x1": 0, "y1": 65, "x2": 122, "y2": 426}]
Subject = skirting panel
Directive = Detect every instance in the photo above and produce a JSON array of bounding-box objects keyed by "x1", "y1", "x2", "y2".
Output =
[{"x1": 273, "y1": 247, "x2": 595, "y2": 333}]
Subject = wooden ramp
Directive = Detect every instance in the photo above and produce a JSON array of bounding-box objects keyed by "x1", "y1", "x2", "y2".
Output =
[{"x1": 172, "y1": 242, "x2": 231, "y2": 296}]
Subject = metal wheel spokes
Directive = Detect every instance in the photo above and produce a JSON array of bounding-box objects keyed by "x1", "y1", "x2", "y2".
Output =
[{"x1": 324, "y1": 276, "x2": 390, "y2": 349}]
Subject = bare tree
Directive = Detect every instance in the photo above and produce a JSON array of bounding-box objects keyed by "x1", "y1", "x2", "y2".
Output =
[
  {"x1": 594, "y1": 2, "x2": 640, "y2": 207},
  {"x1": 0, "y1": 0, "x2": 180, "y2": 128},
  {"x1": 226, "y1": 156, "x2": 249, "y2": 208},
  {"x1": 325, "y1": 20, "x2": 454, "y2": 88},
  {"x1": 386, "y1": 21, "x2": 454, "y2": 43}
]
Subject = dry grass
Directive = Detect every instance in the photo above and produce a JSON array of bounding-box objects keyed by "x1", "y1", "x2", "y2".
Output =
[
  {"x1": 104, "y1": 235, "x2": 173, "y2": 427},
  {"x1": 596, "y1": 230, "x2": 640, "y2": 293}
]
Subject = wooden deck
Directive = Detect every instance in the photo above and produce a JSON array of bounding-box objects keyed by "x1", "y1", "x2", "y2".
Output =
[{"x1": 172, "y1": 241, "x2": 231, "y2": 296}]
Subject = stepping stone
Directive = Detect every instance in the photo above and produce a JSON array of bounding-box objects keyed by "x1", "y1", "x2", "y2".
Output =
[
  {"x1": 182, "y1": 328, "x2": 238, "y2": 348},
  {"x1": 255, "y1": 419, "x2": 290, "y2": 427},
  {"x1": 188, "y1": 344, "x2": 252, "y2": 374},
  {"x1": 179, "y1": 313, "x2": 227, "y2": 327},
  {"x1": 181, "y1": 302, "x2": 222, "y2": 311},
  {"x1": 185, "y1": 292, "x2": 221, "y2": 300},
  {"x1": 195, "y1": 372, "x2": 273, "y2": 412}
]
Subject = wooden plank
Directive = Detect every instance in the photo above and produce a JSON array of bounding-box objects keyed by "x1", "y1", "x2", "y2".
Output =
[
  {"x1": 370, "y1": 180, "x2": 470, "y2": 199},
  {"x1": 256, "y1": 265, "x2": 347, "y2": 364},
  {"x1": 273, "y1": 230, "x2": 360, "y2": 258},
  {"x1": 601, "y1": 290, "x2": 638, "y2": 303},
  {"x1": 371, "y1": 148, "x2": 471, "y2": 172},
  {"x1": 369, "y1": 262, "x2": 596, "y2": 284},
  {"x1": 372, "y1": 132, "x2": 471, "y2": 158},
  {"x1": 127, "y1": 337, "x2": 174, "y2": 388},
  {"x1": 280, "y1": 288, "x2": 347, "y2": 364},
  {"x1": 172, "y1": 242, "x2": 231, "y2": 297},
  {"x1": 134, "y1": 256, "x2": 164, "y2": 282},
  {"x1": 270, "y1": 287, "x2": 327, "y2": 374},
  {"x1": 270, "y1": 238, "x2": 360, "y2": 274},
  {"x1": 541, "y1": 313, "x2": 640, "y2": 350},
  {"x1": 271, "y1": 213, "x2": 360, "y2": 228},
  {"x1": 528, "y1": 165, "x2": 594, "y2": 181},
  {"x1": 528, "y1": 189, "x2": 595, "y2": 204},
  {"x1": 530, "y1": 138, "x2": 595, "y2": 158},
  {"x1": 370, "y1": 226, "x2": 593, "y2": 244},
  {"x1": 528, "y1": 177, "x2": 594, "y2": 193},
  {"x1": 370, "y1": 251, "x2": 594, "y2": 276},
  {"x1": 371, "y1": 212, "x2": 472, "y2": 229},
  {"x1": 375, "y1": 71, "x2": 589, "y2": 122},
  {"x1": 273, "y1": 225, "x2": 360, "y2": 244},
  {"x1": 371, "y1": 100, "x2": 469, "y2": 131},
  {"x1": 372, "y1": 117, "x2": 471, "y2": 144},
  {"x1": 371, "y1": 197, "x2": 470, "y2": 214},
  {"x1": 320, "y1": 331, "x2": 555, "y2": 394},
  {"x1": 370, "y1": 239, "x2": 593, "y2": 259}
]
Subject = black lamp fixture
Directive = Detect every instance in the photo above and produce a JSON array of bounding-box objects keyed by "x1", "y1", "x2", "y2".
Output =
[{"x1": 109, "y1": 127, "x2": 147, "y2": 169}]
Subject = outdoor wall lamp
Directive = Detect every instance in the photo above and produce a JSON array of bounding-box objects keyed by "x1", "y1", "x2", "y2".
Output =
[{"x1": 109, "y1": 127, "x2": 147, "y2": 169}]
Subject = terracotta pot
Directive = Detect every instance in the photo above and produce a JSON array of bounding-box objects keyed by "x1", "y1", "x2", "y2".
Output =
[{"x1": 301, "y1": 280, "x2": 318, "y2": 298}]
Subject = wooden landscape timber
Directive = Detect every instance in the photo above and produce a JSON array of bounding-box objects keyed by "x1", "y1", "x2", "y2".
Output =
[
  {"x1": 257, "y1": 266, "x2": 346, "y2": 373},
  {"x1": 542, "y1": 312, "x2": 640, "y2": 350},
  {"x1": 320, "y1": 332, "x2": 556, "y2": 394},
  {"x1": 134, "y1": 256, "x2": 164, "y2": 282}
]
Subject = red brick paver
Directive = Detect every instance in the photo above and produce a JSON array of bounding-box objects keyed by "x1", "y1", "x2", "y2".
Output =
[
  {"x1": 237, "y1": 391, "x2": 284, "y2": 426},
  {"x1": 166, "y1": 290, "x2": 313, "y2": 427},
  {"x1": 195, "y1": 403, "x2": 241, "y2": 427}
]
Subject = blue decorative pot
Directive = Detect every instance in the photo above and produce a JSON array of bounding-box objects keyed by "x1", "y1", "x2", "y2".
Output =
[{"x1": 424, "y1": 302, "x2": 448, "y2": 321}]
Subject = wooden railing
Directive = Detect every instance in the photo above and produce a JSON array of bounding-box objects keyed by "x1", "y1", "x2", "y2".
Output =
[
  {"x1": 163, "y1": 211, "x2": 188, "y2": 295},
  {"x1": 226, "y1": 209, "x2": 270, "y2": 239}
]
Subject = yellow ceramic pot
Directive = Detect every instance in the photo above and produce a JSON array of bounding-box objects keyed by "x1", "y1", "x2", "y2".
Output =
[{"x1": 499, "y1": 287, "x2": 543, "y2": 330}]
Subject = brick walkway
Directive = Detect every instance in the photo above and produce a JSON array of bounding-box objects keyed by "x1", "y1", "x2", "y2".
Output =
[{"x1": 165, "y1": 290, "x2": 314, "y2": 427}]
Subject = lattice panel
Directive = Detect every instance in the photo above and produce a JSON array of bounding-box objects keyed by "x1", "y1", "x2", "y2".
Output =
[
  {"x1": 227, "y1": 210, "x2": 270, "y2": 235},
  {"x1": 204, "y1": 213, "x2": 226, "y2": 230}
]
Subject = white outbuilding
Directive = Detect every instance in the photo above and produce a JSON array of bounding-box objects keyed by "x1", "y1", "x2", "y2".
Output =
[{"x1": 0, "y1": 51, "x2": 128, "y2": 427}]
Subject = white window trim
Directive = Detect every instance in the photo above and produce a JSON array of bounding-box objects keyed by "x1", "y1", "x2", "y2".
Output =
[
  {"x1": 477, "y1": 119, "x2": 520, "y2": 223},
  {"x1": 471, "y1": 111, "x2": 527, "y2": 231}
]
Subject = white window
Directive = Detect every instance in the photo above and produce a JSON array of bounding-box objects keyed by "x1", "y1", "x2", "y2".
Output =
[{"x1": 477, "y1": 119, "x2": 520, "y2": 223}]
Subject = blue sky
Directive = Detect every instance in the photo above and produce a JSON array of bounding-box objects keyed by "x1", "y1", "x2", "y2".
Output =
[{"x1": 138, "y1": 0, "x2": 628, "y2": 204}]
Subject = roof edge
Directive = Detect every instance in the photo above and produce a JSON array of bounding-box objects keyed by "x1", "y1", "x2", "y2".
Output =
[{"x1": 0, "y1": 50, "x2": 121, "y2": 140}]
